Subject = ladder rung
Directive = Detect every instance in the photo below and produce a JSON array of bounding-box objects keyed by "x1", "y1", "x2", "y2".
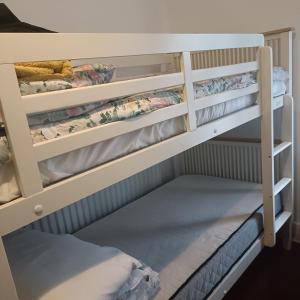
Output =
[
  {"x1": 272, "y1": 95, "x2": 284, "y2": 110},
  {"x1": 275, "y1": 211, "x2": 292, "y2": 232},
  {"x1": 273, "y1": 142, "x2": 292, "y2": 156},
  {"x1": 274, "y1": 177, "x2": 292, "y2": 196}
]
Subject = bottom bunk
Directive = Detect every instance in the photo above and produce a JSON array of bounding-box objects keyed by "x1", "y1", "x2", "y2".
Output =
[
  {"x1": 75, "y1": 175, "x2": 282, "y2": 300},
  {"x1": 4, "y1": 174, "x2": 283, "y2": 300}
]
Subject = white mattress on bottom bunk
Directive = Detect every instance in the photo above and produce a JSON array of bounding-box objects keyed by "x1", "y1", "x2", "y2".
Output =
[{"x1": 75, "y1": 175, "x2": 264, "y2": 300}]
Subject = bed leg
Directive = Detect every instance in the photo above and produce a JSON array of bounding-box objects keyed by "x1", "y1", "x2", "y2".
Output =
[{"x1": 0, "y1": 236, "x2": 19, "y2": 300}]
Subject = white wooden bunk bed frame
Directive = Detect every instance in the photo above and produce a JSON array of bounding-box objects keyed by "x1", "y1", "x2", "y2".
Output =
[{"x1": 0, "y1": 28, "x2": 294, "y2": 300}]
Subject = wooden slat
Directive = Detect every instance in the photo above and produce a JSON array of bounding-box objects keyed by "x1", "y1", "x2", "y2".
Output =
[
  {"x1": 0, "y1": 33, "x2": 264, "y2": 64},
  {"x1": 273, "y1": 141, "x2": 292, "y2": 156},
  {"x1": 275, "y1": 211, "x2": 292, "y2": 232},
  {"x1": 74, "y1": 54, "x2": 173, "y2": 69},
  {"x1": 181, "y1": 52, "x2": 197, "y2": 130},
  {"x1": 34, "y1": 103, "x2": 188, "y2": 161},
  {"x1": 192, "y1": 61, "x2": 258, "y2": 82},
  {"x1": 23, "y1": 73, "x2": 184, "y2": 114},
  {"x1": 0, "y1": 104, "x2": 262, "y2": 236},
  {"x1": 272, "y1": 95, "x2": 284, "y2": 110},
  {"x1": 195, "y1": 84, "x2": 258, "y2": 111},
  {"x1": 274, "y1": 177, "x2": 292, "y2": 196}
]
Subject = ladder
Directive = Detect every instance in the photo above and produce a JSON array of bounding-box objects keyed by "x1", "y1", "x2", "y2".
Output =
[{"x1": 260, "y1": 46, "x2": 294, "y2": 247}]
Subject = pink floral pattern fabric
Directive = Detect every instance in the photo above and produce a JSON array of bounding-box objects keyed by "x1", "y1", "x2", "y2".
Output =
[{"x1": 30, "y1": 90, "x2": 182, "y2": 143}]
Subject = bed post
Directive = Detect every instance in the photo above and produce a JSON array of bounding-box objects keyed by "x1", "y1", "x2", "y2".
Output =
[
  {"x1": 0, "y1": 64, "x2": 43, "y2": 197},
  {"x1": 280, "y1": 31, "x2": 293, "y2": 94},
  {"x1": 0, "y1": 237, "x2": 19, "y2": 300},
  {"x1": 260, "y1": 46, "x2": 276, "y2": 247}
]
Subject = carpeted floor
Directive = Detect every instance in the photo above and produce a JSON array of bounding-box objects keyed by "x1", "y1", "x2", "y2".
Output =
[{"x1": 223, "y1": 242, "x2": 300, "y2": 300}]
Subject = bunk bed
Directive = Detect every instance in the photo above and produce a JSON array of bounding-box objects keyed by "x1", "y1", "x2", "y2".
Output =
[{"x1": 0, "y1": 28, "x2": 294, "y2": 300}]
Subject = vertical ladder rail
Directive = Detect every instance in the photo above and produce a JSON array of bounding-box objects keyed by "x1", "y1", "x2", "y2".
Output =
[
  {"x1": 279, "y1": 31, "x2": 293, "y2": 94},
  {"x1": 0, "y1": 237, "x2": 19, "y2": 300},
  {"x1": 180, "y1": 52, "x2": 197, "y2": 131},
  {"x1": 280, "y1": 95, "x2": 294, "y2": 249},
  {"x1": 260, "y1": 46, "x2": 276, "y2": 247}
]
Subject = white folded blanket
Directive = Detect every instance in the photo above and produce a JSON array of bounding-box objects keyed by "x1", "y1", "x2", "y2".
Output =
[{"x1": 4, "y1": 229, "x2": 160, "y2": 300}]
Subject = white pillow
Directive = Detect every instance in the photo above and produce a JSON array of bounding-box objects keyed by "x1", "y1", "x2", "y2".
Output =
[{"x1": 4, "y1": 229, "x2": 159, "y2": 300}]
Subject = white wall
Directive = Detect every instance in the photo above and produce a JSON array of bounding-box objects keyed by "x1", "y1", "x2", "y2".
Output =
[
  {"x1": 2, "y1": 0, "x2": 164, "y2": 33},
  {"x1": 162, "y1": 0, "x2": 300, "y2": 232}
]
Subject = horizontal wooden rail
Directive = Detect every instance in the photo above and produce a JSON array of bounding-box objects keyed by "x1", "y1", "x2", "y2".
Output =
[
  {"x1": 273, "y1": 141, "x2": 292, "y2": 156},
  {"x1": 272, "y1": 95, "x2": 284, "y2": 110},
  {"x1": 0, "y1": 33, "x2": 264, "y2": 63},
  {"x1": 192, "y1": 61, "x2": 258, "y2": 82},
  {"x1": 23, "y1": 73, "x2": 184, "y2": 114},
  {"x1": 275, "y1": 211, "x2": 292, "y2": 232},
  {"x1": 75, "y1": 54, "x2": 173, "y2": 69},
  {"x1": 263, "y1": 27, "x2": 294, "y2": 36},
  {"x1": 274, "y1": 177, "x2": 291, "y2": 196},
  {"x1": 195, "y1": 84, "x2": 258, "y2": 111},
  {"x1": 33, "y1": 103, "x2": 188, "y2": 161}
]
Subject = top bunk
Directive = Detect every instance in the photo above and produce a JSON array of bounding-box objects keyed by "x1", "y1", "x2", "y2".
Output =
[{"x1": 0, "y1": 30, "x2": 293, "y2": 236}]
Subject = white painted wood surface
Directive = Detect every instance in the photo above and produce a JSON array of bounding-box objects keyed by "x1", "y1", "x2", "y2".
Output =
[
  {"x1": 280, "y1": 95, "x2": 294, "y2": 249},
  {"x1": 0, "y1": 33, "x2": 264, "y2": 63},
  {"x1": 274, "y1": 177, "x2": 292, "y2": 196},
  {"x1": 275, "y1": 211, "x2": 292, "y2": 233},
  {"x1": 0, "y1": 64, "x2": 43, "y2": 196},
  {"x1": 191, "y1": 61, "x2": 258, "y2": 82},
  {"x1": 260, "y1": 46, "x2": 276, "y2": 247},
  {"x1": 23, "y1": 72, "x2": 184, "y2": 114},
  {"x1": 280, "y1": 95, "x2": 294, "y2": 213},
  {"x1": 279, "y1": 32, "x2": 293, "y2": 94},
  {"x1": 273, "y1": 141, "x2": 292, "y2": 156},
  {"x1": 180, "y1": 52, "x2": 197, "y2": 130},
  {"x1": 0, "y1": 237, "x2": 19, "y2": 300}
]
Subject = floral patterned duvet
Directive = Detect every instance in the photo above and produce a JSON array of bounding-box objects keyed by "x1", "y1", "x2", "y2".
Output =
[
  {"x1": 29, "y1": 71, "x2": 260, "y2": 143},
  {"x1": 193, "y1": 72, "x2": 257, "y2": 99},
  {"x1": 19, "y1": 64, "x2": 116, "y2": 96},
  {"x1": 30, "y1": 90, "x2": 183, "y2": 143}
]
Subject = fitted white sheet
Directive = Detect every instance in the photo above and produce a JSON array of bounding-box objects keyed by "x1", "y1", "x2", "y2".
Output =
[
  {"x1": 0, "y1": 80, "x2": 287, "y2": 203},
  {"x1": 39, "y1": 117, "x2": 185, "y2": 185},
  {"x1": 0, "y1": 118, "x2": 185, "y2": 203}
]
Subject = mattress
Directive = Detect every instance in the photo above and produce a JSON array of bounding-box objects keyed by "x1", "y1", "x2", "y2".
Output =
[
  {"x1": 75, "y1": 175, "x2": 282, "y2": 300},
  {"x1": 0, "y1": 94, "x2": 255, "y2": 203},
  {"x1": 40, "y1": 77, "x2": 286, "y2": 186}
]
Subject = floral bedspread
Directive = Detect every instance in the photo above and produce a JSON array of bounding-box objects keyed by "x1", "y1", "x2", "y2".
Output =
[
  {"x1": 19, "y1": 64, "x2": 115, "y2": 96},
  {"x1": 31, "y1": 90, "x2": 182, "y2": 143},
  {"x1": 194, "y1": 72, "x2": 257, "y2": 99}
]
